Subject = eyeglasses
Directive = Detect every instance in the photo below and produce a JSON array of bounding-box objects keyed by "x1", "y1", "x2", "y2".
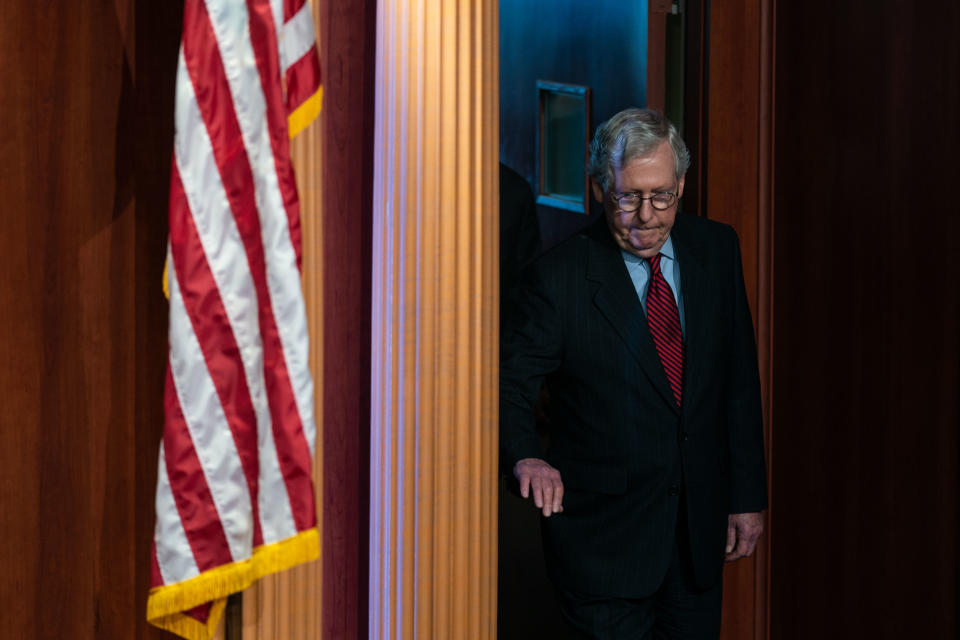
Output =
[{"x1": 610, "y1": 190, "x2": 678, "y2": 212}]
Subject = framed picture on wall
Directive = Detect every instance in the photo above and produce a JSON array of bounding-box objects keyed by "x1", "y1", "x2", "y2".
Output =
[{"x1": 536, "y1": 80, "x2": 592, "y2": 213}]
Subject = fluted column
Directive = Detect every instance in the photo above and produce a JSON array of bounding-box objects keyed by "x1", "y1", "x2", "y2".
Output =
[{"x1": 369, "y1": 0, "x2": 499, "y2": 638}]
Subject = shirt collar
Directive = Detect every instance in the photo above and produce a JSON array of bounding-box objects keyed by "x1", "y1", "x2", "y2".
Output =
[
  {"x1": 620, "y1": 234, "x2": 676, "y2": 265},
  {"x1": 660, "y1": 235, "x2": 676, "y2": 261}
]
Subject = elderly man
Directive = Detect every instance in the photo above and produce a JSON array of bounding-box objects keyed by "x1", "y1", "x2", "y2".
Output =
[{"x1": 500, "y1": 108, "x2": 767, "y2": 638}]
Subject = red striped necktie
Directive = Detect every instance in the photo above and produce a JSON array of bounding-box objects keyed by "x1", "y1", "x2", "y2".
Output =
[{"x1": 646, "y1": 253, "x2": 684, "y2": 407}]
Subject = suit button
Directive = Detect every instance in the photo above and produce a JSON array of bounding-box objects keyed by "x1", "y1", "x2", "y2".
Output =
[
  {"x1": 680, "y1": 432, "x2": 689, "y2": 442},
  {"x1": 668, "y1": 485, "x2": 681, "y2": 496}
]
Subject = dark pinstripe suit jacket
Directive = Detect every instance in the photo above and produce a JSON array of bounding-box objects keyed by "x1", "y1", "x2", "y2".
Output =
[{"x1": 500, "y1": 213, "x2": 767, "y2": 597}]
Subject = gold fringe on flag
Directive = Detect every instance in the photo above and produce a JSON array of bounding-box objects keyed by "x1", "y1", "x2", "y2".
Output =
[{"x1": 147, "y1": 528, "x2": 319, "y2": 639}]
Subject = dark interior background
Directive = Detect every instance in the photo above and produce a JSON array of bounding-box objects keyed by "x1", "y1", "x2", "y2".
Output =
[
  {"x1": 770, "y1": 1, "x2": 959, "y2": 637},
  {"x1": 499, "y1": 0, "x2": 649, "y2": 252}
]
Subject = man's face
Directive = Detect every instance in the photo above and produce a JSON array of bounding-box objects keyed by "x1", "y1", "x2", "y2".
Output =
[{"x1": 592, "y1": 140, "x2": 685, "y2": 259}]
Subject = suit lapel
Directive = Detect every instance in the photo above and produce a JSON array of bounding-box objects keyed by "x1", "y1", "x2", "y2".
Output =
[
  {"x1": 672, "y1": 216, "x2": 709, "y2": 414},
  {"x1": 585, "y1": 222, "x2": 680, "y2": 414}
]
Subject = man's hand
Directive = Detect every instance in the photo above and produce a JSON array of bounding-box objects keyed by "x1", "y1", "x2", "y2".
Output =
[
  {"x1": 725, "y1": 512, "x2": 764, "y2": 562},
  {"x1": 513, "y1": 458, "x2": 564, "y2": 517}
]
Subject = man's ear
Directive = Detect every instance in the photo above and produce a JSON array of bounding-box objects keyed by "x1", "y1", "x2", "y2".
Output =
[
  {"x1": 591, "y1": 179, "x2": 605, "y2": 203},
  {"x1": 676, "y1": 174, "x2": 686, "y2": 200}
]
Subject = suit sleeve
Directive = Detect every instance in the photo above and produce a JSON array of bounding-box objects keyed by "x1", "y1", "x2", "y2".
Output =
[
  {"x1": 725, "y1": 227, "x2": 769, "y2": 513},
  {"x1": 499, "y1": 262, "x2": 562, "y2": 474}
]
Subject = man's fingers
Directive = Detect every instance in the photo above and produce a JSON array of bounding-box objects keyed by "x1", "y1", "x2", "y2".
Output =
[
  {"x1": 530, "y1": 476, "x2": 544, "y2": 508},
  {"x1": 541, "y1": 484, "x2": 555, "y2": 517},
  {"x1": 727, "y1": 536, "x2": 754, "y2": 562},
  {"x1": 730, "y1": 537, "x2": 746, "y2": 560},
  {"x1": 512, "y1": 459, "x2": 564, "y2": 516},
  {"x1": 726, "y1": 513, "x2": 765, "y2": 562},
  {"x1": 737, "y1": 529, "x2": 759, "y2": 558},
  {"x1": 726, "y1": 526, "x2": 760, "y2": 561},
  {"x1": 725, "y1": 535, "x2": 748, "y2": 561},
  {"x1": 542, "y1": 477, "x2": 564, "y2": 517}
]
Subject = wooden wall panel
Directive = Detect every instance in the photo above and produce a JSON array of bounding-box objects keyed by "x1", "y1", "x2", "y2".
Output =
[
  {"x1": 136, "y1": 1, "x2": 185, "y2": 638},
  {"x1": 704, "y1": 1, "x2": 774, "y2": 638},
  {"x1": 317, "y1": 0, "x2": 377, "y2": 637},
  {"x1": 646, "y1": 2, "x2": 667, "y2": 112},
  {"x1": 770, "y1": 2, "x2": 959, "y2": 638},
  {"x1": 1, "y1": 0, "x2": 378, "y2": 637},
  {"x1": 0, "y1": 1, "x2": 177, "y2": 638}
]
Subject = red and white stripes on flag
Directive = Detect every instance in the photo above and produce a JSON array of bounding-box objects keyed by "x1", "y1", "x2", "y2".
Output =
[{"x1": 147, "y1": 1, "x2": 322, "y2": 638}]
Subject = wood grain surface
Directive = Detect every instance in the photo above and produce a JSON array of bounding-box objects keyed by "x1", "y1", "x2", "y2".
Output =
[{"x1": 0, "y1": 1, "x2": 179, "y2": 637}]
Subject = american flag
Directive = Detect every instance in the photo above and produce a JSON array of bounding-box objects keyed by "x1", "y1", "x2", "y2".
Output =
[{"x1": 147, "y1": 1, "x2": 322, "y2": 638}]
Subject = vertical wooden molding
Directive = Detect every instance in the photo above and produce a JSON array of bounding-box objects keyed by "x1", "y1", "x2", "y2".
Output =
[
  {"x1": 317, "y1": 0, "x2": 376, "y2": 637},
  {"x1": 242, "y1": 2, "x2": 325, "y2": 637},
  {"x1": 683, "y1": 0, "x2": 709, "y2": 218},
  {"x1": 369, "y1": 0, "x2": 499, "y2": 638},
  {"x1": 706, "y1": 0, "x2": 773, "y2": 638},
  {"x1": 646, "y1": 1, "x2": 668, "y2": 111},
  {"x1": 754, "y1": 1, "x2": 775, "y2": 638}
]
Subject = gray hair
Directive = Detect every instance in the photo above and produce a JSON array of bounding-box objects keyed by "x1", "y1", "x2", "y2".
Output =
[{"x1": 587, "y1": 108, "x2": 691, "y2": 192}]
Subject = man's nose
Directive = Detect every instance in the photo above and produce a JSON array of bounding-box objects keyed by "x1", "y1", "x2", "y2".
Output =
[{"x1": 635, "y1": 199, "x2": 655, "y2": 222}]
